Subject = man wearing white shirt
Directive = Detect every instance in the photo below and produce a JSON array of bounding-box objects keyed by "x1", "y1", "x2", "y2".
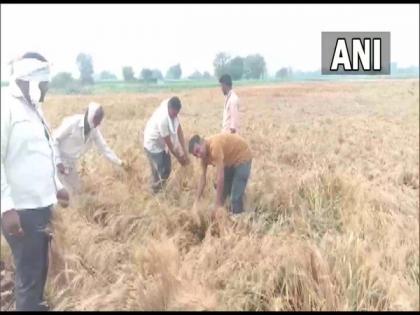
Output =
[
  {"x1": 219, "y1": 74, "x2": 240, "y2": 134},
  {"x1": 143, "y1": 96, "x2": 189, "y2": 193},
  {"x1": 53, "y1": 102, "x2": 124, "y2": 195},
  {"x1": 1, "y1": 52, "x2": 69, "y2": 311}
]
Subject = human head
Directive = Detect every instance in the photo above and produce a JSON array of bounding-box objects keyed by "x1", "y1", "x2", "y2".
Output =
[
  {"x1": 219, "y1": 74, "x2": 232, "y2": 96},
  {"x1": 11, "y1": 52, "x2": 50, "y2": 105},
  {"x1": 188, "y1": 134, "x2": 206, "y2": 158},
  {"x1": 86, "y1": 102, "x2": 104, "y2": 128},
  {"x1": 168, "y1": 96, "x2": 182, "y2": 119}
]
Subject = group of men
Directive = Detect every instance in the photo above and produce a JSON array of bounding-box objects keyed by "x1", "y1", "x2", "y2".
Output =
[
  {"x1": 0, "y1": 52, "x2": 253, "y2": 311},
  {"x1": 142, "y1": 74, "x2": 253, "y2": 215}
]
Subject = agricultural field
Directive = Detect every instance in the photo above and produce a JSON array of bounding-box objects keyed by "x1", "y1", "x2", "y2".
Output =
[{"x1": 1, "y1": 79, "x2": 419, "y2": 311}]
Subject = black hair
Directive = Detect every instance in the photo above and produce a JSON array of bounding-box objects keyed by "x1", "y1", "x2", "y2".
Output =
[
  {"x1": 168, "y1": 96, "x2": 182, "y2": 111},
  {"x1": 219, "y1": 74, "x2": 232, "y2": 87},
  {"x1": 21, "y1": 52, "x2": 48, "y2": 62},
  {"x1": 95, "y1": 106, "x2": 105, "y2": 118},
  {"x1": 188, "y1": 135, "x2": 202, "y2": 154}
]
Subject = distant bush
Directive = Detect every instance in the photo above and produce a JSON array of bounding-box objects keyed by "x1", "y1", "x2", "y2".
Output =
[
  {"x1": 99, "y1": 71, "x2": 117, "y2": 81},
  {"x1": 202, "y1": 71, "x2": 212, "y2": 80},
  {"x1": 188, "y1": 71, "x2": 203, "y2": 80},
  {"x1": 50, "y1": 72, "x2": 94, "y2": 94},
  {"x1": 275, "y1": 68, "x2": 289, "y2": 80},
  {"x1": 50, "y1": 72, "x2": 76, "y2": 89}
]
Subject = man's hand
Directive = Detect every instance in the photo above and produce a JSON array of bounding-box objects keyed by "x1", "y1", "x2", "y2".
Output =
[
  {"x1": 1, "y1": 210, "x2": 24, "y2": 237},
  {"x1": 177, "y1": 154, "x2": 189, "y2": 166},
  {"x1": 57, "y1": 188, "x2": 70, "y2": 208},
  {"x1": 57, "y1": 163, "x2": 66, "y2": 175},
  {"x1": 183, "y1": 154, "x2": 191, "y2": 165},
  {"x1": 211, "y1": 207, "x2": 225, "y2": 221},
  {"x1": 183, "y1": 155, "x2": 191, "y2": 166}
]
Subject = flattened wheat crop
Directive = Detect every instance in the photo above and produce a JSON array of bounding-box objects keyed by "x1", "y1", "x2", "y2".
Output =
[{"x1": 1, "y1": 80, "x2": 418, "y2": 311}]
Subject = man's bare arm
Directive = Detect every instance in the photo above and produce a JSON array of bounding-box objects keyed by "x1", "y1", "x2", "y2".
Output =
[
  {"x1": 196, "y1": 163, "x2": 207, "y2": 201},
  {"x1": 163, "y1": 136, "x2": 181, "y2": 160},
  {"x1": 177, "y1": 124, "x2": 188, "y2": 157}
]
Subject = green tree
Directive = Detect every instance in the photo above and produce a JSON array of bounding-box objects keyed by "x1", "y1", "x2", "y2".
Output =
[
  {"x1": 213, "y1": 52, "x2": 231, "y2": 78},
  {"x1": 228, "y1": 56, "x2": 244, "y2": 80},
  {"x1": 76, "y1": 53, "x2": 94, "y2": 85},
  {"x1": 140, "y1": 68, "x2": 154, "y2": 81},
  {"x1": 243, "y1": 54, "x2": 266, "y2": 79},
  {"x1": 122, "y1": 66, "x2": 135, "y2": 81},
  {"x1": 166, "y1": 64, "x2": 182, "y2": 79},
  {"x1": 152, "y1": 69, "x2": 163, "y2": 81},
  {"x1": 275, "y1": 67, "x2": 289, "y2": 80}
]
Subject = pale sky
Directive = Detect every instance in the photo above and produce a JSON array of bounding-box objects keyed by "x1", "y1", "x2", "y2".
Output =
[{"x1": 1, "y1": 4, "x2": 419, "y2": 80}]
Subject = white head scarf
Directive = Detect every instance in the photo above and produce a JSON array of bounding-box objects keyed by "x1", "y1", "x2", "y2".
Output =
[
  {"x1": 11, "y1": 57, "x2": 50, "y2": 82},
  {"x1": 87, "y1": 102, "x2": 102, "y2": 129},
  {"x1": 9, "y1": 56, "x2": 51, "y2": 104}
]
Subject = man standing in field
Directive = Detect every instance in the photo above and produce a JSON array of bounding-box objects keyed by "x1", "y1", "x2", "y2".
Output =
[
  {"x1": 143, "y1": 96, "x2": 189, "y2": 193},
  {"x1": 1, "y1": 52, "x2": 69, "y2": 311},
  {"x1": 188, "y1": 133, "x2": 252, "y2": 215},
  {"x1": 53, "y1": 102, "x2": 125, "y2": 195},
  {"x1": 219, "y1": 74, "x2": 240, "y2": 134}
]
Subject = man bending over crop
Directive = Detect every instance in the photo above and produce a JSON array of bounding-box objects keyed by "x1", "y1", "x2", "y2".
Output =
[
  {"x1": 143, "y1": 96, "x2": 189, "y2": 193},
  {"x1": 53, "y1": 102, "x2": 125, "y2": 195},
  {"x1": 189, "y1": 133, "x2": 252, "y2": 215}
]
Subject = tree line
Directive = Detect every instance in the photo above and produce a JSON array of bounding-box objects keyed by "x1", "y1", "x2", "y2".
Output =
[{"x1": 50, "y1": 52, "x2": 295, "y2": 90}]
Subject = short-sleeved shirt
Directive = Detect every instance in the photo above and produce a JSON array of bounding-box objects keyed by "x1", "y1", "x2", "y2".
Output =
[
  {"x1": 204, "y1": 133, "x2": 252, "y2": 168},
  {"x1": 143, "y1": 99, "x2": 180, "y2": 153}
]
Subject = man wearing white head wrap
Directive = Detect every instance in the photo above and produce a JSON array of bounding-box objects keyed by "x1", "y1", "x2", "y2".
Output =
[
  {"x1": 9, "y1": 54, "x2": 50, "y2": 105},
  {"x1": 1, "y1": 52, "x2": 69, "y2": 311},
  {"x1": 52, "y1": 102, "x2": 125, "y2": 195},
  {"x1": 87, "y1": 102, "x2": 101, "y2": 129}
]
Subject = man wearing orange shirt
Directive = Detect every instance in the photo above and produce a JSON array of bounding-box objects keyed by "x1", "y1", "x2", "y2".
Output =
[{"x1": 189, "y1": 133, "x2": 252, "y2": 215}]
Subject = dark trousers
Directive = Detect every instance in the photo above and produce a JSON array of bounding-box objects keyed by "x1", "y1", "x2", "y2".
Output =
[
  {"x1": 144, "y1": 148, "x2": 172, "y2": 193},
  {"x1": 222, "y1": 160, "x2": 252, "y2": 214},
  {"x1": 1, "y1": 206, "x2": 52, "y2": 311}
]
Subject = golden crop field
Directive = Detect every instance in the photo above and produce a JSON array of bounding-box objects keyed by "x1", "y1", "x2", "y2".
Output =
[{"x1": 1, "y1": 79, "x2": 419, "y2": 311}]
